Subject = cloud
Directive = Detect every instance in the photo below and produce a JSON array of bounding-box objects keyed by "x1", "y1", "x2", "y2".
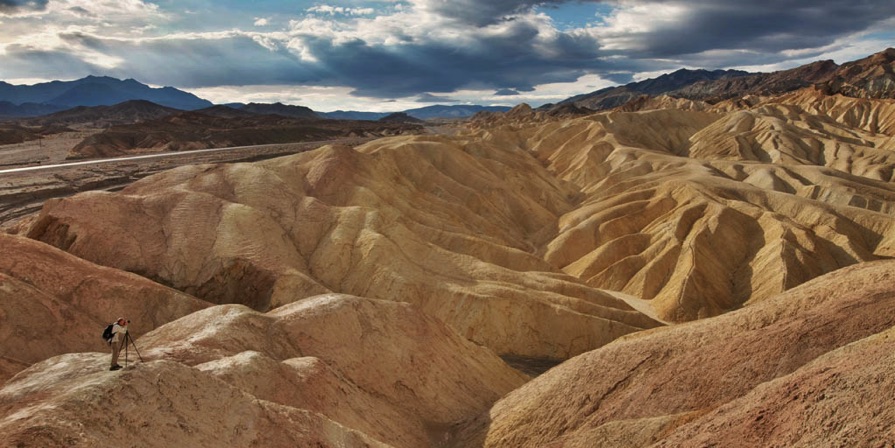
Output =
[
  {"x1": 283, "y1": 9, "x2": 613, "y2": 97},
  {"x1": 409, "y1": 0, "x2": 566, "y2": 26},
  {"x1": 1, "y1": 44, "x2": 105, "y2": 79},
  {"x1": 307, "y1": 5, "x2": 376, "y2": 17},
  {"x1": 416, "y1": 93, "x2": 458, "y2": 103},
  {"x1": 1, "y1": 0, "x2": 894, "y2": 110},
  {"x1": 0, "y1": 0, "x2": 47, "y2": 15},
  {"x1": 592, "y1": 0, "x2": 895, "y2": 59}
]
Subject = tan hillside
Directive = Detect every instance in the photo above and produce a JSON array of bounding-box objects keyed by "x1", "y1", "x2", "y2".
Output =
[
  {"x1": 27, "y1": 136, "x2": 662, "y2": 360},
  {"x1": 26, "y1": 91, "x2": 895, "y2": 331},
  {"x1": 0, "y1": 234, "x2": 209, "y2": 383},
  {"x1": 456, "y1": 259, "x2": 895, "y2": 447},
  {"x1": 0, "y1": 294, "x2": 527, "y2": 447}
]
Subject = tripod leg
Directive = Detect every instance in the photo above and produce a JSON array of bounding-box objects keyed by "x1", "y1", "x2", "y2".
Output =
[
  {"x1": 128, "y1": 333, "x2": 145, "y2": 363},
  {"x1": 124, "y1": 336, "x2": 128, "y2": 368}
]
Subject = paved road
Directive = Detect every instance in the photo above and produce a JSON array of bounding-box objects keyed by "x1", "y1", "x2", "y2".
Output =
[
  {"x1": 0, "y1": 138, "x2": 371, "y2": 230},
  {"x1": 0, "y1": 143, "x2": 308, "y2": 175}
]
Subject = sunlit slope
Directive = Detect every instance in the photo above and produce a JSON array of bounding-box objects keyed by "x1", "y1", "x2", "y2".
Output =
[
  {"x1": 456, "y1": 260, "x2": 895, "y2": 447},
  {"x1": 476, "y1": 99, "x2": 895, "y2": 321}
]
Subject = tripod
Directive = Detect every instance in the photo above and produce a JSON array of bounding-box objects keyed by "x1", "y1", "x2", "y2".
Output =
[{"x1": 123, "y1": 332, "x2": 144, "y2": 368}]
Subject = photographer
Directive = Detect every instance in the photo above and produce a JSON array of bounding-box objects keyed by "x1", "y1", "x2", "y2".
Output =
[{"x1": 109, "y1": 317, "x2": 129, "y2": 371}]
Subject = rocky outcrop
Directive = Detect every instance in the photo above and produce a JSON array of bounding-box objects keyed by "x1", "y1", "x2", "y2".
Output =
[
  {"x1": 0, "y1": 234, "x2": 209, "y2": 382},
  {"x1": 0, "y1": 294, "x2": 527, "y2": 447},
  {"x1": 0, "y1": 354, "x2": 389, "y2": 448},
  {"x1": 818, "y1": 48, "x2": 895, "y2": 99}
]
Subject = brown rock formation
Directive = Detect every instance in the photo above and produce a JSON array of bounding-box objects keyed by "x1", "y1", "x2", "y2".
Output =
[
  {"x1": 457, "y1": 260, "x2": 895, "y2": 447},
  {"x1": 8, "y1": 49, "x2": 895, "y2": 447}
]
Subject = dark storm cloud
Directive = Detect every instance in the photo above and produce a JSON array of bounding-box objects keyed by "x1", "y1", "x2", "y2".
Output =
[
  {"x1": 494, "y1": 89, "x2": 520, "y2": 96},
  {"x1": 2, "y1": 44, "x2": 103, "y2": 79},
  {"x1": 606, "y1": 0, "x2": 895, "y2": 58},
  {"x1": 288, "y1": 14, "x2": 614, "y2": 98},
  {"x1": 0, "y1": 0, "x2": 47, "y2": 14}
]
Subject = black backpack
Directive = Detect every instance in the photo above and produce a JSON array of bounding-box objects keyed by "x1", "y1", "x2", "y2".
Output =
[{"x1": 102, "y1": 323, "x2": 114, "y2": 343}]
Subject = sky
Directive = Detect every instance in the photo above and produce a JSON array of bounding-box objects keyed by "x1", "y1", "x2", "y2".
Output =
[{"x1": 0, "y1": 0, "x2": 894, "y2": 112}]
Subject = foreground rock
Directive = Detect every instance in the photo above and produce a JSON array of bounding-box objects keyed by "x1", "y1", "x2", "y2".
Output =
[
  {"x1": 0, "y1": 354, "x2": 386, "y2": 448},
  {"x1": 456, "y1": 260, "x2": 895, "y2": 446},
  {"x1": 0, "y1": 294, "x2": 527, "y2": 447},
  {"x1": 0, "y1": 234, "x2": 209, "y2": 383}
]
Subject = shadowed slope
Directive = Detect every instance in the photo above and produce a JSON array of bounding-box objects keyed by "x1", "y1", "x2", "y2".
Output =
[{"x1": 655, "y1": 325, "x2": 895, "y2": 447}]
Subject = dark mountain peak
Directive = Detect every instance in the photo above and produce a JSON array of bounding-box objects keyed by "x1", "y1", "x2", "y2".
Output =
[
  {"x1": 633, "y1": 68, "x2": 751, "y2": 95},
  {"x1": 817, "y1": 48, "x2": 895, "y2": 99},
  {"x1": 545, "y1": 103, "x2": 594, "y2": 117},
  {"x1": 871, "y1": 47, "x2": 895, "y2": 63},
  {"x1": 240, "y1": 102, "x2": 319, "y2": 119},
  {"x1": 196, "y1": 105, "x2": 257, "y2": 118},
  {"x1": 25, "y1": 99, "x2": 180, "y2": 127}
]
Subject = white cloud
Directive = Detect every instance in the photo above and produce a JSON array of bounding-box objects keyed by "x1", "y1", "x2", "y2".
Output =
[
  {"x1": 254, "y1": 17, "x2": 269, "y2": 26},
  {"x1": 307, "y1": 5, "x2": 375, "y2": 16},
  {"x1": 184, "y1": 72, "x2": 617, "y2": 112},
  {"x1": 186, "y1": 84, "x2": 424, "y2": 112},
  {"x1": 587, "y1": 2, "x2": 690, "y2": 52}
]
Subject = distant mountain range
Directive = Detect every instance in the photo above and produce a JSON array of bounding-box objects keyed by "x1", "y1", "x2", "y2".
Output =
[
  {"x1": 0, "y1": 74, "x2": 511, "y2": 120},
  {"x1": 3, "y1": 48, "x2": 894, "y2": 122},
  {"x1": 0, "y1": 76, "x2": 212, "y2": 117}
]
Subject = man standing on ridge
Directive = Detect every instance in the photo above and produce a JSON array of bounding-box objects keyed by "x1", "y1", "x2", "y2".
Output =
[{"x1": 109, "y1": 317, "x2": 129, "y2": 371}]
